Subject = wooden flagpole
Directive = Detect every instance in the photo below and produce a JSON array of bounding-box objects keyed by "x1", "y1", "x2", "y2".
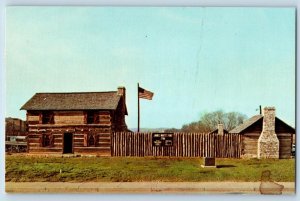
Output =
[{"x1": 138, "y1": 83, "x2": 140, "y2": 132}]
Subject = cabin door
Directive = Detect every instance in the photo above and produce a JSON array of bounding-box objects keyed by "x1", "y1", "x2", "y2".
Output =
[{"x1": 63, "y1": 133, "x2": 73, "y2": 154}]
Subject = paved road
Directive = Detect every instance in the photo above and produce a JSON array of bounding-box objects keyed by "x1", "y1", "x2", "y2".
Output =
[{"x1": 5, "y1": 182, "x2": 295, "y2": 194}]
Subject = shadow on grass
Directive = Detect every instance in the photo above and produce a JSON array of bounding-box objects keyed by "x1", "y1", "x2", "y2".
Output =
[{"x1": 217, "y1": 165, "x2": 236, "y2": 168}]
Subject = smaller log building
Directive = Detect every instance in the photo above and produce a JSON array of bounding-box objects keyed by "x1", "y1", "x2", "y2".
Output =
[
  {"x1": 230, "y1": 107, "x2": 295, "y2": 159},
  {"x1": 21, "y1": 87, "x2": 128, "y2": 156},
  {"x1": 5, "y1": 117, "x2": 27, "y2": 139}
]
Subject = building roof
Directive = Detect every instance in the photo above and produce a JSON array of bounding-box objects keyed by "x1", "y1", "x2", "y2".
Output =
[
  {"x1": 20, "y1": 91, "x2": 124, "y2": 111},
  {"x1": 229, "y1": 115, "x2": 263, "y2": 133},
  {"x1": 5, "y1": 117, "x2": 24, "y2": 121},
  {"x1": 229, "y1": 114, "x2": 295, "y2": 134}
]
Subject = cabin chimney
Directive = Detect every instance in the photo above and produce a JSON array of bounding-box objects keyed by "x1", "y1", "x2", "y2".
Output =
[
  {"x1": 117, "y1": 86, "x2": 126, "y2": 104},
  {"x1": 257, "y1": 107, "x2": 279, "y2": 159},
  {"x1": 217, "y1": 124, "x2": 224, "y2": 135}
]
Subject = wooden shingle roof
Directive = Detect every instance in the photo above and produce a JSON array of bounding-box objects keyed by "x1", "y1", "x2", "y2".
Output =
[
  {"x1": 20, "y1": 91, "x2": 123, "y2": 111},
  {"x1": 229, "y1": 114, "x2": 295, "y2": 134},
  {"x1": 229, "y1": 115, "x2": 263, "y2": 133}
]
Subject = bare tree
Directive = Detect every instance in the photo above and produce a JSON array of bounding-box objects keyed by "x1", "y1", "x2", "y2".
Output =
[
  {"x1": 181, "y1": 121, "x2": 209, "y2": 133},
  {"x1": 200, "y1": 110, "x2": 225, "y2": 131},
  {"x1": 164, "y1": 110, "x2": 247, "y2": 133},
  {"x1": 200, "y1": 110, "x2": 247, "y2": 131},
  {"x1": 224, "y1": 112, "x2": 246, "y2": 131}
]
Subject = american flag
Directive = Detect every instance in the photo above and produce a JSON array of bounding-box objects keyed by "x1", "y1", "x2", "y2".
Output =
[{"x1": 138, "y1": 87, "x2": 154, "y2": 100}]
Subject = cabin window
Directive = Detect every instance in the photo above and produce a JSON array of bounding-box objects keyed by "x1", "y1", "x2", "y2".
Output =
[
  {"x1": 41, "y1": 134, "x2": 53, "y2": 147},
  {"x1": 83, "y1": 134, "x2": 96, "y2": 147},
  {"x1": 86, "y1": 111, "x2": 99, "y2": 124},
  {"x1": 87, "y1": 111, "x2": 94, "y2": 124},
  {"x1": 88, "y1": 134, "x2": 96, "y2": 146},
  {"x1": 42, "y1": 112, "x2": 54, "y2": 124}
]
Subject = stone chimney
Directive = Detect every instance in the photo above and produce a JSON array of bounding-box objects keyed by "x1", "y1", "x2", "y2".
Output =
[
  {"x1": 257, "y1": 107, "x2": 279, "y2": 159},
  {"x1": 117, "y1": 86, "x2": 126, "y2": 102},
  {"x1": 217, "y1": 124, "x2": 224, "y2": 135}
]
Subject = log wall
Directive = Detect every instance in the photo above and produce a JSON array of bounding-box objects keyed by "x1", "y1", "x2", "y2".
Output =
[
  {"x1": 27, "y1": 110, "x2": 115, "y2": 125},
  {"x1": 277, "y1": 133, "x2": 292, "y2": 159},
  {"x1": 27, "y1": 125, "x2": 111, "y2": 156},
  {"x1": 54, "y1": 111, "x2": 85, "y2": 124},
  {"x1": 242, "y1": 132, "x2": 292, "y2": 159},
  {"x1": 27, "y1": 111, "x2": 40, "y2": 124},
  {"x1": 98, "y1": 111, "x2": 112, "y2": 126},
  {"x1": 242, "y1": 133, "x2": 260, "y2": 158},
  {"x1": 111, "y1": 132, "x2": 243, "y2": 158},
  {"x1": 25, "y1": 104, "x2": 128, "y2": 156}
]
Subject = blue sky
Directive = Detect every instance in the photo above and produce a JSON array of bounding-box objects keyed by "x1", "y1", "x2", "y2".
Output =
[{"x1": 5, "y1": 7, "x2": 295, "y2": 129}]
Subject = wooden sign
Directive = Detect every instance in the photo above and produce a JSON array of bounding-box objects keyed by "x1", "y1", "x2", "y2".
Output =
[{"x1": 152, "y1": 133, "x2": 173, "y2": 146}]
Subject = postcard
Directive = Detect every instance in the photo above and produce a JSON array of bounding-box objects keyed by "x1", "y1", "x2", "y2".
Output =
[{"x1": 5, "y1": 6, "x2": 295, "y2": 194}]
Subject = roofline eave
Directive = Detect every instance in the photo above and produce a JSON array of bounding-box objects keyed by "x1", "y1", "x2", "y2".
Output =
[{"x1": 21, "y1": 109, "x2": 117, "y2": 111}]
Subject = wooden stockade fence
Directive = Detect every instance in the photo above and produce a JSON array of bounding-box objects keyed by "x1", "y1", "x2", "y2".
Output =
[{"x1": 111, "y1": 132, "x2": 243, "y2": 158}]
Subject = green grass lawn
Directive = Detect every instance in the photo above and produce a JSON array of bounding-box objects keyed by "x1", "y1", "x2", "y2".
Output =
[{"x1": 5, "y1": 155, "x2": 295, "y2": 182}]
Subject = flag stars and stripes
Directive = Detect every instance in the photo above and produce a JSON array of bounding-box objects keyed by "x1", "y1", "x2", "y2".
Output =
[{"x1": 138, "y1": 87, "x2": 154, "y2": 100}]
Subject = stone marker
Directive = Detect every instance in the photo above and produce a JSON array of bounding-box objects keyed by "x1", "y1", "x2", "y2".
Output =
[{"x1": 201, "y1": 157, "x2": 216, "y2": 168}]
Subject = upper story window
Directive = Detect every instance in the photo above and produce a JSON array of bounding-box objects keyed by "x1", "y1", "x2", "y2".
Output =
[
  {"x1": 86, "y1": 111, "x2": 99, "y2": 124},
  {"x1": 42, "y1": 112, "x2": 54, "y2": 124},
  {"x1": 87, "y1": 111, "x2": 94, "y2": 124}
]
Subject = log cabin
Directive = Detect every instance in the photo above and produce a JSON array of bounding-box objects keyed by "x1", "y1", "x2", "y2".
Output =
[
  {"x1": 229, "y1": 107, "x2": 295, "y2": 159},
  {"x1": 20, "y1": 87, "x2": 128, "y2": 156}
]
